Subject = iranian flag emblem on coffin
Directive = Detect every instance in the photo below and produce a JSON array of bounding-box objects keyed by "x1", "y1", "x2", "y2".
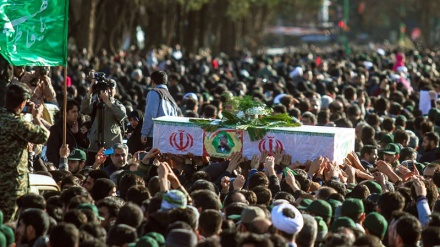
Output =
[{"x1": 153, "y1": 116, "x2": 355, "y2": 164}]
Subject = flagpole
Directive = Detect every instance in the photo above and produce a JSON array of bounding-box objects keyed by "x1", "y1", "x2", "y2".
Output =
[
  {"x1": 62, "y1": 0, "x2": 69, "y2": 148},
  {"x1": 63, "y1": 66, "x2": 67, "y2": 146}
]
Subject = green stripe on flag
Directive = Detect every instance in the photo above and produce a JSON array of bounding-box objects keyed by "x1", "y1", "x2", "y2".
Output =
[{"x1": 0, "y1": 0, "x2": 69, "y2": 66}]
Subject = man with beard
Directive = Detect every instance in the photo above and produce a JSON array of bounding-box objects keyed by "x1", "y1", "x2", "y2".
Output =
[
  {"x1": 382, "y1": 143, "x2": 400, "y2": 168},
  {"x1": 67, "y1": 149, "x2": 87, "y2": 174},
  {"x1": 419, "y1": 132, "x2": 439, "y2": 163},
  {"x1": 388, "y1": 215, "x2": 420, "y2": 247},
  {"x1": 15, "y1": 209, "x2": 50, "y2": 247},
  {"x1": 82, "y1": 169, "x2": 109, "y2": 192},
  {"x1": 360, "y1": 145, "x2": 378, "y2": 171}
]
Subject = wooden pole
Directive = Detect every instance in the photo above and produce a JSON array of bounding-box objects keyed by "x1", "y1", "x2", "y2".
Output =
[{"x1": 62, "y1": 66, "x2": 67, "y2": 145}]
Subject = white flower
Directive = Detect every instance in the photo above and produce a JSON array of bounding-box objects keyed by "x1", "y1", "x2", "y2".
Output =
[
  {"x1": 237, "y1": 111, "x2": 245, "y2": 119},
  {"x1": 246, "y1": 106, "x2": 266, "y2": 115}
]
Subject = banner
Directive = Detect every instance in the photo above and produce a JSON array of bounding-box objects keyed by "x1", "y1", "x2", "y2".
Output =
[
  {"x1": 153, "y1": 117, "x2": 355, "y2": 164},
  {"x1": 203, "y1": 130, "x2": 243, "y2": 158},
  {"x1": 0, "y1": 0, "x2": 69, "y2": 66}
]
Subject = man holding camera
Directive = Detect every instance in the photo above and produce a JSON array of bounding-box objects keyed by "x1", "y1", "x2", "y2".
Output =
[
  {"x1": 13, "y1": 66, "x2": 57, "y2": 105},
  {"x1": 91, "y1": 143, "x2": 129, "y2": 175},
  {"x1": 81, "y1": 73, "x2": 127, "y2": 166},
  {"x1": 0, "y1": 83, "x2": 50, "y2": 223}
]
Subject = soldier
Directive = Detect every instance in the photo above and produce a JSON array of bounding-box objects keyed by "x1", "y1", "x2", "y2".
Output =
[{"x1": 0, "y1": 83, "x2": 49, "y2": 222}]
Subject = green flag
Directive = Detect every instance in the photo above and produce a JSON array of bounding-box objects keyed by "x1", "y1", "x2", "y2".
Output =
[{"x1": 0, "y1": 0, "x2": 69, "y2": 66}]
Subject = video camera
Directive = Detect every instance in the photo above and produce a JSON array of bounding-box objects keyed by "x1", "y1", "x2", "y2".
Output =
[{"x1": 90, "y1": 72, "x2": 116, "y2": 94}]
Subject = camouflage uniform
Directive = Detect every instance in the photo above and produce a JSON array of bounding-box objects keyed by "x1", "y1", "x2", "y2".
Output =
[{"x1": 0, "y1": 108, "x2": 49, "y2": 222}]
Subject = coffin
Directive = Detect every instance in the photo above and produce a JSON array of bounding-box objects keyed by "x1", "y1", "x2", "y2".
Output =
[{"x1": 153, "y1": 116, "x2": 355, "y2": 164}]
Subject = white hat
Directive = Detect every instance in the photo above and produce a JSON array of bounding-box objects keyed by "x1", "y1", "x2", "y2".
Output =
[
  {"x1": 363, "y1": 61, "x2": 373, "y2": 69},
  {"x1": 397, "y1": 66, "x2": 408, "y2": 74},
  {"x1": 271, "y1": 203, "x2": 304, "y2": 234},
  {"x1": 321, "y1": 95, "x2": 334, "y2": 110},
  {"x1": 240, "y1": 69, "x2": 250, "y2": 78},
  {"x1": 390, "y1": 74, "x2": 401, "y2": 81},
  {"x1": 377, "y1": 48, "x2": 385, "y2": 56},
  {"x1": 183, "y1": 93, "x2": 198, "y2": 101},
  {"x1": 289, "y1": 67, "x2": 303, "y2": 78},
  {"x1": 273, "y1": 93, "x2": 287, "y2": 105}
]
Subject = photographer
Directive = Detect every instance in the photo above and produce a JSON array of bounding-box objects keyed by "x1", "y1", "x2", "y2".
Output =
[
  {"x1": 15, "y1": 66, "x2": 57, "y2": 105},
  {"x1": 81, "y1": 72, "x2": 127, "y2": 166},
  {"x1": 0, "y1": 83, "x2": 50, "y2": 223}
]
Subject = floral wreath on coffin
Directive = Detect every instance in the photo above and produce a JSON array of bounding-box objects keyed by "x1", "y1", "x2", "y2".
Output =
[{"x1": 189, "y1": 95, "x2": 300, "y2": 141}]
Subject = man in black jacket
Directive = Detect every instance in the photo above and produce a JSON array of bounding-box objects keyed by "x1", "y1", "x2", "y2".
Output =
[{"x1": 46, "y1": 99, "x2": 89, "y2": 166}]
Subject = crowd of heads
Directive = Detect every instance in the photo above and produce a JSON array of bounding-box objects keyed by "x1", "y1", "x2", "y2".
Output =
[{"x1": 3, "y1": 45, "x2": 440, "y2": 246}]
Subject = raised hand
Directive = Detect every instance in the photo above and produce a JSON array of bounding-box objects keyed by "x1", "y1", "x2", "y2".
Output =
[
  {"x1": 376, "y1": 160, "x2": 393, "y2": 175},
  {"x1": 413, "y1": 178, "x2": 426, "y2": 197},
  {"x1": 308, "y1": 156, "x2": 324, "y2": 176},
  {"x1": 157, "y1": 162, "x2": 169, "y2": 179},
  {"x1": 93, "y1": 147, "x2": 107, "y2": 169},
  {"x1": 376, "y1": 160, "x2": 401, "y2": 183},
  {"x1": 273, "y1": 146, "x2": 283, "y2": 165},
  {"x1": 32, "y1": 103, "x2": 43, "y2": 119},
  {"x1": 162, "y1": 161, "x2": 181, "y2": 188},
  {"x1": 152, "y1": 158, "x2": 160, "y2": 167},
  {"x1": 344, "y1": 164, "x2": 356, "y2": 184},
  {"x1": 325, "y1": 161, "x2": 340, "y2": 181},
  {"x1": 285, "y1": 169, "x2": 300, "y2": 192},
  {"x1": 280, "y1": 154, "x2": 292, "y2": 168},
  {"x1": 289, "y1": 160, "x2": 303, "y2": 170},
  {"x1": 349, "y1": 151, "x2": 367, "y2": 172},
  {"x1": 145, "y1": 148, "x2": 161, "y2": 160},
  {"x1": 250, "y1": 154, "x2": 259, "y2": 170},
  {"x1": 373, "y1": 172, "x2": 386, "y2": 186},
  {"x1": 59, "y1": 144, "x2": 70, "y2": 159},
  {"x1": 339, "y1": 169, "x2": 348, "y2": 183},
  {"x1": 355, "y1": 169, "x2": 374, "y2": 180},
  {"x1": 233, "y1": 174, "x2": 246, "y2": 190},
  {"x1": 259, "y1": 150, "x2": 268, "y2": 164},
  {"x1": 265, "y1": 156, "x2": 275, "y2": 169},
  {"x1": 132, "y1": 151, "x2": 145, "y2": 162},
  {"x1": 264, "y1": 156, "x2": 276, "y2": 176},
  {"x1": 157, "y1": 162, "x2": 170, "y2": 192},
  {"x1": 227, "y1": 152, "x2": 243, "y2": 173},
  {"x1": 395, "y1": 165, "x2": 412, "y2": 179}
]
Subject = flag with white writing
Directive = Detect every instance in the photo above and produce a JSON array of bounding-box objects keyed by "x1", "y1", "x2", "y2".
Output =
[{"x1": 0, "y1": 0, "x2": 69, "y2": 66}]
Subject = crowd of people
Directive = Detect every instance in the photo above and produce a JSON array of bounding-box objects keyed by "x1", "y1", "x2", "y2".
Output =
[{"x1": 1, "y1": 44, "x2": 440, "y2": 247}]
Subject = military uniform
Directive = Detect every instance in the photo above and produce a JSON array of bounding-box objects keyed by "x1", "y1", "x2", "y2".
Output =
[{"x1": 0, "y1": 108, "x2": 49, "y2": 222}]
